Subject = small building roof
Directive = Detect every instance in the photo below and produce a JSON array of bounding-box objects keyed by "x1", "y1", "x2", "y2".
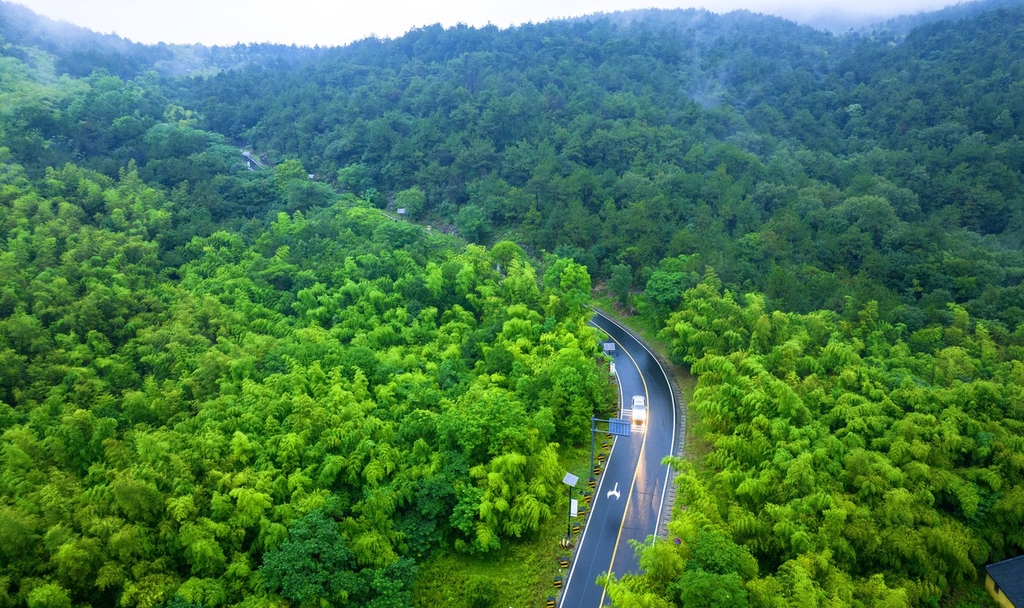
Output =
[{"x1": 987, "y1": 554, "x2": 1024, "y2": 606}]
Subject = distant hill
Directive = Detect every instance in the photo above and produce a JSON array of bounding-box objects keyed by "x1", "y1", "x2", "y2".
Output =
[
  {"x1": 866, "y1": 0, "x2": 1024, "y2": 35},
  {"x1": 0, "y1": 1, "x2": 331, "y2": 78},
  {"x1": 759, "y1": 0, "x2": 1024, "y2": 33},
  {"x1": 0, "y1": 0, "x2": 173, "y2": 77}
]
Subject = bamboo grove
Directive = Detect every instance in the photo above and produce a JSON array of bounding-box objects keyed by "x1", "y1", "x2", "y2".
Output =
[
  {"x1": 604, "y1": 274, "x2": 1024, "y2": 606},
  {"x1": 0, "y1": 156, "x2": 614, "y2": 606}
]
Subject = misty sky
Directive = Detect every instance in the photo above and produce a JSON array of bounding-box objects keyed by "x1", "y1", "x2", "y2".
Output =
[{"x1": 15, "y1": 0, "x2": 956, "y2": 46}]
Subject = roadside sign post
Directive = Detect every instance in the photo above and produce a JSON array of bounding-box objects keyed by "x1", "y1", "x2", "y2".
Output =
[{"x1": 562, "y1": 472, "x2": 579, "y2": 539}]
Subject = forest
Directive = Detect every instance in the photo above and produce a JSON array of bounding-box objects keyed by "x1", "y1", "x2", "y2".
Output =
[
  {"x1": 1, "y1": 0, "x2": 1023, "y2": 605},
  {"x1": 0, "y1": 154, "x2": 614, "y2": 607}
]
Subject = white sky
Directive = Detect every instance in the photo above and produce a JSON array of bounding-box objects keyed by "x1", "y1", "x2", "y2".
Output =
[{"x1": 14, "y1": 0, "x2": 956, "y2": 46}]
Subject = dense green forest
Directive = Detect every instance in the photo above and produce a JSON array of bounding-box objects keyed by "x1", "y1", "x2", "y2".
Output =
[
  {"x1": 2, "y1": 0, "x2": 1024, "y2": 606},
  {"x1": 0, "y1": 156, "x2": 613, "y2": 607},
  {"x1": 175, "y1": 4, "x2": 1024, "y2": 328},
  {"x1": 604, "y1": 276, "x2": 1024, "y2": 606}
]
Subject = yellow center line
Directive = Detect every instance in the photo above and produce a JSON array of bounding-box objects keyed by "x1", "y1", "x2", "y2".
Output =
[{"x1": 597, "y1": 329, "x2": 650, "y2": 606}]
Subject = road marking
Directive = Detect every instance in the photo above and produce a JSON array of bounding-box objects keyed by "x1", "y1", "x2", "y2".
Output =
[
  {"x1": 594, "y1": 310, "x2": 678, "y2": 533},
  {"x1": 561, "y1": 312, "x2": 677, "y2": 608},
  {"x1": 593, "y1": 309, "x2": 679, "y2": 528},
  {"x1": 559, "y1": 320, "x2": 636, "y2": 608},
  {"x1": 607, "y1": 482, "x2": 621, "y2": 500},
  {"x1": 559, "y1": 426, "x2": 619, "y2": 608},
  {"x1": 595, "y1": 325, "x2": 650, "y2": 607}
]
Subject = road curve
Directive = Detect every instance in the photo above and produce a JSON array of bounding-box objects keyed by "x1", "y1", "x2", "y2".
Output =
[{"x1": 559, "y1": 311, "x2": 678, "y2": 607}]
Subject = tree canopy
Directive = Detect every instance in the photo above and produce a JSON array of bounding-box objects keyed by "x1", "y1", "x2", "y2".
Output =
[{"x1": 604, "y1": 274, "x2": 1024, "y2": 605}]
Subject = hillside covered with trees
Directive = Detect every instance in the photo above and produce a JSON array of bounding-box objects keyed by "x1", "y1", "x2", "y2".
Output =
[
  {"x1": 1, "y1": 0, "x2": 1024, "y2": 606},
  {"x1": 0, "y1": 154, "x2": 613, "y2": 607}
]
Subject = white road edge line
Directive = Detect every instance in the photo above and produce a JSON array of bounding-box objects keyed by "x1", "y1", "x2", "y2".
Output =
[
  {"x1": 560, "y1": 311, "x2": 679, "y2": 608},
  {"x1": 591, "y1": 310, "x2": 678, "y2": 537}
]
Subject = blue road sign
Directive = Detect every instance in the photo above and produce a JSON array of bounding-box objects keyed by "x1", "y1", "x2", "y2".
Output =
[{"x1": 607, "y1": 418, "x2": 631, "y2": 437}]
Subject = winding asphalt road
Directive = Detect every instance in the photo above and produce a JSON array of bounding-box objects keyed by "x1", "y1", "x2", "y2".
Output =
[{"x1": 559, "y1": 311, "x2": 678, "y2": 607}]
